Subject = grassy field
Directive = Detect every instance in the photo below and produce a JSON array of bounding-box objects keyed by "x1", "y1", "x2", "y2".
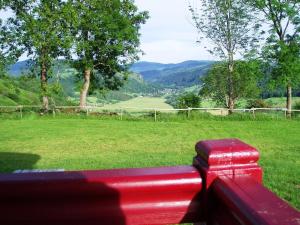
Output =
[
  {"x1": 98, "y1": 96, "x2": 173, "y2": 110},
  {"x1": 0, "y1": 117, "x2": 299, "y2": 209},
  {"x1": 265, "y1": 97, "x2": 300, "y2": 108},
  {"x1": 201, "y1": 97, "x2": 300, "y2": 108}
]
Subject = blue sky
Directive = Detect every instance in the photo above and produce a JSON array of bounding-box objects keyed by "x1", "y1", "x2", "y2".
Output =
[
  {"x1": 135, "y1": 0, "x2": 215, "y2": 63},
  {"x1": 0, "y1": 1, "x2": 216, "y2": 63}
]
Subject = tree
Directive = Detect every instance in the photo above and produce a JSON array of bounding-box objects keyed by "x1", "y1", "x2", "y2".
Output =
[
  {"x1": 188, "y1": 0, "x2": 259, "y2": 112},
  {"x1": 200, "y1": 60, "x2": 262, "y2": 108},
  {"x1": 0, "y1": 20, "x2": 9, "y2": 75},
  {"x1": 177, "y1": 92, "x2": 201, "y2": 109},
  {"x1": 3, "y1": 0, "x2": 72, "y2": 110},
  {"x1": 247, "y1": 0, "x2": 300, "y2": 116},
  {"x1": 67, "y1": 0, "x2": 148, "y2": 108},
  {"x1": 0, "y1": 2, "x2": 23, "y2": 76}
]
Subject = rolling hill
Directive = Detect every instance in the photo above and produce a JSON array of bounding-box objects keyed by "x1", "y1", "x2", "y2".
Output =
[
  {"x1": 9, "y1": 60, "x2": 214, "y2": 88},
  {"x1": 130, "y1": 60, "x2": 214, "y2": 87},
  {"x1": 2, "y1": 60, "x2": 214, "y2": 106}
]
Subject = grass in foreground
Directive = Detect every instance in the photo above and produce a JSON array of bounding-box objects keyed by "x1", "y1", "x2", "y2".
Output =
[{"x1": 0, "y1": 117, "x2": 299, "y2": 209}]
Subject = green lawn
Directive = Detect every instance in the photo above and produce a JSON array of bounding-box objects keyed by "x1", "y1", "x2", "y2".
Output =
[{"x1": 0, "y1": 118, "x2": 299, "y2": 209}]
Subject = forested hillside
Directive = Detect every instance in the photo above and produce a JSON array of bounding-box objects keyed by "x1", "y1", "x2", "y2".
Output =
[
  {"x1": 131, "y1": 60, "x2": 214, "y2": 87},
  {"x1": 0, "y1": 76, "x2": 70, "y2": 106},
  {"x1": 10, "y1": 60, "x2": 214, "y2": 88},
  {"x1": 1, "y1": 61, "x2": 163, "y2": 106}
]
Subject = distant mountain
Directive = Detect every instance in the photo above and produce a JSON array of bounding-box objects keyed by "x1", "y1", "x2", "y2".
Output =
[
  {"x1": 8, "y1": 59, "x2": 215, "y2": 90},
  {"x1": 4, "y1": 60, "x2": 162, "y2": 105},
  {"x1": 130, "y1": 62, "x2": 171, "y2": 73},
  {"x1": 8, "y1": 60, "x2": 72, "y2": 77},
  {"x1": 8, "y1": 60, "x2": 32, "y2": 77},
  {"x1": 130, "y1": 60, "x2": 215, "y2": 87},
  {"x1": 130, "y1": 60, "x2": 213, "y2": 73}
]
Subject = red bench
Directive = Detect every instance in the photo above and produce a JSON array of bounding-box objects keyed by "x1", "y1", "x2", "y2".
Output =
[{"x1": 0, "y1": 139, "x2": 299, "y2": 225}]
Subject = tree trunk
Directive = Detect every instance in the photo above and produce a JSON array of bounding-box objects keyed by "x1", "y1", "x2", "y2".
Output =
[
  {"x1": 286, "y1": 84, "x2": 292, "y2": 118},
  {"x1": 80, "y1": 68, "x2": 91, "y2": 109},
  {"x1": 41, "y1": 63, "x2": 49, "y2": 112},
  {"x1": 228, "y1": 97, "x2": 235, "y2": 114},
  {"x1": 228, "y1": 53, "x2": 235, "y2": 114}
]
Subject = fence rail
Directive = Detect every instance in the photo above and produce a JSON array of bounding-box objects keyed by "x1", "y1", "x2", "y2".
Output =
[
  {"x1": 1, "y1": 105, "x2": 300, "y2": 120},
  {"x1": 0, "y1": 139, "x2": 299, "y2": 225}
]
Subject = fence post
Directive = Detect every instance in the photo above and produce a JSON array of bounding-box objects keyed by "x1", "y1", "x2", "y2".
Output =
[
  {"x1": 19, "y1": 106, "x2": 23, "y2": 119},
  {"x1": 193, "y1": 138, "x2": 300, "y2": 225},
  {"x1": 187, "y1": 107, "x2": 191, "y2": 118},
  {"x1": 52, "y1": 107, "x2": 56, "y2": 118},
  {"x1": 154, "y1": 109, "x2": 157, "y2": 122},
  {"x1": 120, "y1": 108, "x2": 123, "y2": 121},
  {"x1": 284, "y1": 109, "x2": 287, "y2": 118},
  {"x1": 252, "y1": 108, "x2": 255, "y2": 118}
]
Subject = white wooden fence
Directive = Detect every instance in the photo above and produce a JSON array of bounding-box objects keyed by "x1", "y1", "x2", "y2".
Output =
[{"x1": 1, "y1": 105, "x2": 300, "y2": 120}]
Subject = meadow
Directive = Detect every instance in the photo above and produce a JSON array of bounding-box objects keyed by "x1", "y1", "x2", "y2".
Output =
[
  {"x1": 97, "y1": 96, "x2": 173, "y2": 110},
  {"x1": 0, "y1": 116, "x2": 299, "y2": 209}
]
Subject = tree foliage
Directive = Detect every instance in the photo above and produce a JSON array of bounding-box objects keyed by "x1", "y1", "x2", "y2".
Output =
[
  {"x1": 188, "y1": 0, "x2": 259, "y2": 58},
  {"x1": 253, "y1": 0, "x2": 300, "y2": 87},
  {"x1": 188, "y1": 0, "x2": 259, "y2": 111},
  {"x1": 176, "y1": 92, "x2": 201, "y2": 109},
  {"x1": 200, "y1": 60, "x2": 262, "y2": 107},
  {"x1": 246, "y1": 0, "x2": 300, "y2": 114},
  {"x1": 2, "y1": 0, "x2": 72, "y2": 109},
  {"x1": 0, "y1": 11, "x2": 23, "y2": 75},
  {"x1": 66, "y1": 0, "x2": 148, "y2": 107},
  {"x1": 270, "y1": 41, "x2": 300, "y2": 87}
]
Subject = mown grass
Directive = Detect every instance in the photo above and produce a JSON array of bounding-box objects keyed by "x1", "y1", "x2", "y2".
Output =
[{"x1": 0, "y1": 116, "x2": 299, "y2": 209}]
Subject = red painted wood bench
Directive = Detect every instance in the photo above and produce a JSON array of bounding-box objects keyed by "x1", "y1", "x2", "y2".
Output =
[{"x1": 0, "y1": 139, "x2": 299, "y2": 225}]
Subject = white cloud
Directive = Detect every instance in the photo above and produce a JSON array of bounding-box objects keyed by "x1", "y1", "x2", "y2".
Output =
[
  {"x1": 135, "y1": 0, "x2": 218, "y2": 63},
  {"x1": 140, "y1": 40, "x2": 215, "y2": 63},
  {"x1": 1, "y1": 1, "x2": 219, "y2": 63}
]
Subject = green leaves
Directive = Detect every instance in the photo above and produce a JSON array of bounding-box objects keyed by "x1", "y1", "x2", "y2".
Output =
[
  {"x1": 189, "y1": 0, "x2": 261, "y2": 110},
  {"x1": 2, "y1": 0, "x2": 74, "y2": 77},
  {"x1": 0, "y1": 18, "x2": 22, "y2": 74},
  {"x1": 250, "y1": 0, "x2": 300, "y2": 88},
  {"x1": 68, "y1": 0, "x2": 148, "y2": 92},
  {"x1": 189, "y1": 0, "x2": 259, "y2": 59},
  {"x1": 176, "y1": 92, "x2": 201, "y2": 109},
  {"x1": 200, "y1": 60, "x2": 262, "y2": 107}
]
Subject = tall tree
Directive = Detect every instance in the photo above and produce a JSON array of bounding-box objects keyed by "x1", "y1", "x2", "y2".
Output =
[
  {"x1": 67, "y1": 0, "x2": 148, "y2": 108},
  {"x1": 247, "y1": 0, "x2": 300, "y2": 116},
  {"x1": 0, "y1": 2, "x2": 24, "y2": 76},
  {"x1": 200, "y1": 60, "x2": 262, "y2": 107},
  {"x1": 3, "y1": 0, "x2": 72, "y2": 110},
  {"x1": 188, "y1": 0, "x2": 259, "y2": 112},
  {"x1": 0, "y1": 20, "x2": 9, "y2": 75}
]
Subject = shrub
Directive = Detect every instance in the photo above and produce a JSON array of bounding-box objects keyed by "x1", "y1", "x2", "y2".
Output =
[
  {"x1": 294, "y1": 101, "x2": 300, "y2": 110},
  {"x1": 7, "y1": 92, "x2": 19, "y2": 102},
  {"x1": 246, "y1": 99, "x2": 270, "y2": 109},
  {"x1": 176, "y1": 92, "x2": 201, "y2": 109}
]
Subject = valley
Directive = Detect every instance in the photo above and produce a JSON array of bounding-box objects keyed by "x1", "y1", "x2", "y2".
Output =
[
  {"x1": 2, "y1": 60, "x2": 213, "y2": 107},
  {"x1": 2, "y1": 59, "x2": 300, "y2": 111}
]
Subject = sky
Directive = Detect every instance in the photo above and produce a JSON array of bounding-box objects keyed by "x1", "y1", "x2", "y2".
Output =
[
  {"x1": 134, "y1": 0, "x2": 215, "y2": 63},
  {"x1": 0, "y1": 1, "x2": 216, "y2": 64}
]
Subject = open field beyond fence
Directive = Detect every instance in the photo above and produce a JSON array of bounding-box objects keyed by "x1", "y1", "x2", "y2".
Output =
[{"x1": 0, "y1": 118, "x2": 299, "y2": 209}]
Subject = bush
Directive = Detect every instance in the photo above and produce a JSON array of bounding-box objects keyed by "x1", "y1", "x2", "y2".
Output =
[
  {"x1": 7, "y1": 92, "x2": 19, "y2": 102},
  {"x1": 294, "y1": 101, "x2": 300, "y2": 110},
  {"x1": 176, "y1": 92, "x2": 201, "y2": 109},
  {"x1": 246, "y1": 99, "x2": 270, "y2": 109}
]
